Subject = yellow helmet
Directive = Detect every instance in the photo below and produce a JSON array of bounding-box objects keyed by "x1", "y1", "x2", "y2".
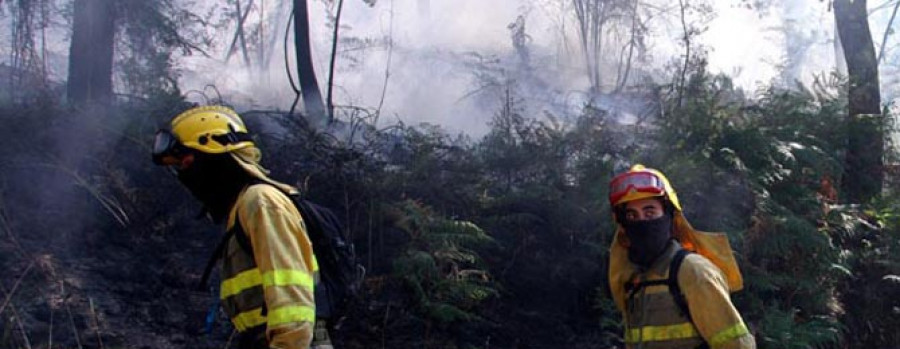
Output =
[
  {"x1": 608, "y1": 164, "x2": 682, "y2": 211},
  {"x1": 168, "y1": 105, "x2": 254, "y2": 154}
]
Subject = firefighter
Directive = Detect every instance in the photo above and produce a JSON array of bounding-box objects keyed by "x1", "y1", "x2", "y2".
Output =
[
  {"x1": 608, "y1": 164, "x2": 755, "y2": 348},
  {"x1": 152, "y1": 105, "x2": 331, "y2": 349}
]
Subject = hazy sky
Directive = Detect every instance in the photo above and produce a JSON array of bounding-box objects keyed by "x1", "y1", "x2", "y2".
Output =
[
  {"x1": 178, "y1": 0, "x2": 898, "y2": 135},
  {"x1": 1, "y1": 0, "x2": 897, "y2": 134}
]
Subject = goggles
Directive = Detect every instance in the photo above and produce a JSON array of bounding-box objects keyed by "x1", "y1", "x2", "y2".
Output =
[
  {"x1": 152, "y1": 129, "x2": 191, "y2": 166},
  {"x1": 609, "y1": 171, "x2": 666, "y2": 205}
]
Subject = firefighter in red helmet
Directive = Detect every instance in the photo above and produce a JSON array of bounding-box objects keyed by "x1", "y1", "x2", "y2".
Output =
[{"x1": 608, "y1": 164, "x2": 755, "y2": 349}]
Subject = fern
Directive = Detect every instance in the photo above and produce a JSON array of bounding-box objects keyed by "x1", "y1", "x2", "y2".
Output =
[{"x1": 390, "y1": 200, "x2": 498, "y2": 326}]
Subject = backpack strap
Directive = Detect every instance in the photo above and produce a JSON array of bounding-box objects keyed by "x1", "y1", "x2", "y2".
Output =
[
  {"x1": 197, "y1": 181, "x2": 285, "y2": 291},
  {"x1": 624, "y1": 248, "x2": 707, "y2": 348},
  {"x1": 197, "y1": 205, "x2": 256, "y2": 291},
  {"x1": 625, "y1": 249, "x2": 693, "y2": 304},
  {"x1": 624, "y1": 249, "x2": 694, "y2": 320},
  {"x1": 668, "y1": 248, "x2": 692, "y2": 322},
  {"x1": 624, "y1": 278, "x2": 667, "y2": 296},
  {"x1": 198, "y1": 228, "x2": 237, "y2": 291}
]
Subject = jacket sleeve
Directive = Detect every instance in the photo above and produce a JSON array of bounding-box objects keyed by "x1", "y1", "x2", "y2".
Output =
[
  {"x1": 679, "y1": 254, "x2": 756, "y2": 349},
  {"x1": 239, "y1": 185, "x2": 317, "y2": 349}
]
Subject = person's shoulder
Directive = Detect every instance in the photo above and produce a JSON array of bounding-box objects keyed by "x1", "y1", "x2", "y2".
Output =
[
  {"x1": 678, "y1": 252, "x2": 726, "y2": 283},
  {"x1": 239, "y1": 183, "x2": 293, "y2": 208}
]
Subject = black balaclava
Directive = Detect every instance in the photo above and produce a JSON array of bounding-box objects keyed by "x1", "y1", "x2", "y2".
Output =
[
  {"x1": 621, "y1": 213, "x2": 674, "y2": 268},
  {"x1": 176, "y1": 152, "x2": 252, "y2": 224}
]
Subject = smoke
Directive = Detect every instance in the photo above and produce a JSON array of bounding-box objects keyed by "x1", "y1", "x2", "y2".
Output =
[
  {"x1": 177, "y1": 0, "x2": 544, "y2": 135},
  {"x1": 0, "y1": 0, "x2": 897, "y2": 135},
  {"x1": 174, "y1": 0, "x2": 877, "y2": 136}
]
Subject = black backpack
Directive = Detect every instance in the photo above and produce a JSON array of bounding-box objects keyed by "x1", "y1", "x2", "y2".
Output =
[
  {"x1": 200, "y1": 187, "x2": 365, "y2": 319},
  {"x1": 290, "y1": 195, "x2": 365, "y2": 318}
]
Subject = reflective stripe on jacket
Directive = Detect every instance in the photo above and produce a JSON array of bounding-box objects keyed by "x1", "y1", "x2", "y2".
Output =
[
  {"x1": 624, "y1": 242, "x2": 755, "y2": 349},
  {"x1": 222, "y1": 184, "x2": 319, "y2": 349}
]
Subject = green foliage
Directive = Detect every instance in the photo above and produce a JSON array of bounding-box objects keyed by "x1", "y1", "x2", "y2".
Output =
[
  {"x1": 390, "y1": 200, "x2": 497, "y2": 325},
  {"x1": 756, "y1": 308, "x2": 841, "y2": 349},
  {"x1": 353, "y1": 63, "x2": 899, "y2": 348},
  {"x1": 379, "y1": 123, "x2": 482, "y2": 216},
  {"x1": 659, "y1": 71, "x2": 850, "y2": 347},
  {"x1": 115, "y1": 0, "x2": 210, "y2": 97},
  {"x1": 259, "y1": 94, "x2": 623, "y2": 345},
  {"x1": 592, "y1": 288, "x2": 624, "y2": 346},
  {"x1": 827, "y1": 199, "x2": 900, "y2": 347},
  {"x1": 649, "y1": 65, "x2": 900, "y2": 348},
  {"x1": 282, "y1": 78, "x2": 893, "y2": 348},
  {"x1": 4, "y1": 32, "x2": 899, "y2": 347}
]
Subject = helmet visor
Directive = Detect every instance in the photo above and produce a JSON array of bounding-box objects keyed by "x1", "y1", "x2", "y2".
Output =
[
  {"x1": 609, "y1": 171, "x2": 665, "y2": 206},
  {"x1": 152, "y1": 129, "x2": 188, "y2": 166}
]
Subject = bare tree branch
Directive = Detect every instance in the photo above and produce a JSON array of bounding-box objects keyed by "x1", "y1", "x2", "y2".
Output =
[
  {"x1": 375, "y1": 0, "x2": 396, "y2": 124},
  {"x1": 615, "y1": 0, "x2": 639, "y2": 92},
  {"x1": 327, "y1": 0, "x2": 346, "y2": 121},
  {"x1": 877, "y1": 0, "x2": 900, "y2": 63},
  {"x1": 677, "y1": 0, "x2": 690, "y2": 108},
  {"x1": 0, "y1": 261, "x2": 34, "y2": 316},
  {"x1": 225, "y1": 0, "x2": 256, "y2": 66}
]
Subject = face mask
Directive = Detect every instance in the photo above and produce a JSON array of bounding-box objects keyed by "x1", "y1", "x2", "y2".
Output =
[
  {"x1": 177, "y1": 153, "x2": 250, "y2": 223},
  {"x1": 622, "y1": 215, "x2": 673, "y2": 268}
]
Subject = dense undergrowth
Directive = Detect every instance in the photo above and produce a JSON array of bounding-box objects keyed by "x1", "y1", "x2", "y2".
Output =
[{"x1": 0, "y1": 66, "x2": 898, "y2": 348}]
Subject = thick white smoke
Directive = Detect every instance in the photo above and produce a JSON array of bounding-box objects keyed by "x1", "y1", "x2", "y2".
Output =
[{"x1": 1, "y1": 0, "x2": 896, "y2": 134}]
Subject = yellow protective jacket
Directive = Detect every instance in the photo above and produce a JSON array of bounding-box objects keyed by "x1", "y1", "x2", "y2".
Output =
[
  {"x1": 221, "y1": 183, "x2": 319, "y2": 349},
  {"x1": 610, "y1": 213, "x2": 755, "y2": 349}
]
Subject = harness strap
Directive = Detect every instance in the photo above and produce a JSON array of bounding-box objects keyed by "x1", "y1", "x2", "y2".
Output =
[
  {"x1": 625, "y1": 279, "x2": 667, "y2": 294},
  {"x1": 197, "y1": 204, "x2": 255, "y2": 291},
  {"x1": 669, "y1": 248, "x2": 692, "y2": 321},
  {"x1": 198, "y1": 228, "x2": 238, "y2": 291},
  {"x1": 625, "y1": 248, "x2": 703, "y2": 346},
  {"x1": 197, "y1": 181, "x2": 269, "y2": 291}
]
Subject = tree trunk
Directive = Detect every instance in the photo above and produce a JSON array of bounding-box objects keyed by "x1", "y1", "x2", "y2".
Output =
[
  {"x1": 326, "y1": 0, "x2": 345, "y2": 121},
  {"x1": 225, "y1": 0, "x2": 254, "y2": 67},
  {"x1": 67, "y1": 0, "x2": 116, "y2": 106},
  {"x1": 834, "y1": 0, "x2": 883, "y2": 203},
  {"x1": 292, "y1": 0, "x2": 328, "y2": 126},
  {"x1": 677, "y1": 0, "x2": 690, "y2": 108},
  {"x1": 574, "y1": 0, "x2": 604, "y2": 95}
]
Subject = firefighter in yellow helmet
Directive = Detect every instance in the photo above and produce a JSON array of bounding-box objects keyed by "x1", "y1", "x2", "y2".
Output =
[
  {"x1": 608, "y1": 164, "x2": 755, "y2": 349},
  {"x1": 152, "y1": 106, "x2": 331, "y2": 349}
]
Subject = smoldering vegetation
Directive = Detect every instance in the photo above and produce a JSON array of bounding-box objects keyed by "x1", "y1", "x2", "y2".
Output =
[
  {"x1": 1, "y1": 72, "x2": 898, "y2": 348},
  {"x1": 0, "y1": 0, "x2": 899, "y2": 348}
]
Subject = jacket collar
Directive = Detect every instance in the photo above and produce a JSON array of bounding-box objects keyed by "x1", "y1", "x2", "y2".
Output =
[{"x1": 642, "y1": 240, "x2": 681, "y2": 276}]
